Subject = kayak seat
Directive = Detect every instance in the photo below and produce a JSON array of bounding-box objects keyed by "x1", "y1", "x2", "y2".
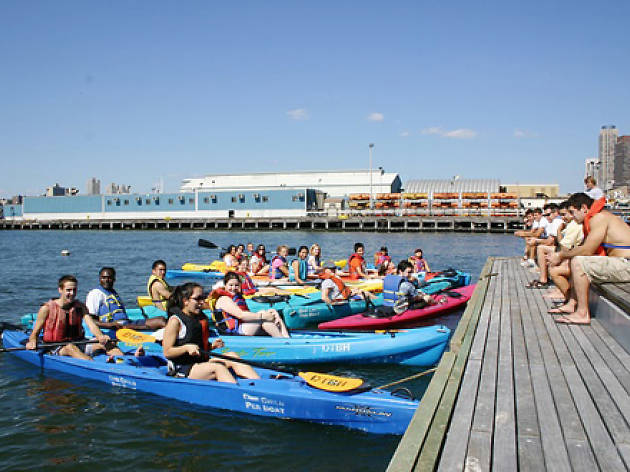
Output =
[{"x1": 251, "y1": 295, "x2": 290, "y2": 304}]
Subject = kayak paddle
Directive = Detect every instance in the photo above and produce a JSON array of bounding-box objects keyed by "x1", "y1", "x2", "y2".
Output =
[
  {"x1": 116, "y1": 329, "x2": 365, "y2": 393},
  {"x1": 0, "y1": 338, "x2": 100, "y2": 353}
]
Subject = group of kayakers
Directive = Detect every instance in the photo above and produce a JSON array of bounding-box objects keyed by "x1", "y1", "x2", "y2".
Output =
[{"x1": 24, "y1": 241, "x2": 437, "y2": 384}]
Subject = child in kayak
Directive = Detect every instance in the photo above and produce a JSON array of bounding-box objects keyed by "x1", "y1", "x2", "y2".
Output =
[
  {"x1": 409, "y1": 248, "x2": 431, "y2": 273},
  {"x1": 211, "y1": 272, "x2": 290, "y2": 337},
  {"x1": 289, "y1": 246, "x2": 309, "y2": 284},
  {"x1": 162, "y1": 283, "x2": 259, "y2": 382}
]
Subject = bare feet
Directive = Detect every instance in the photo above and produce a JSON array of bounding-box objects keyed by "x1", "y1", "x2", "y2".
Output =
[
  {"x1": 548, "y1": 300, "x2": 576, "y2": 315},
  {"x1": 555, "y1": 314, "x2": 590, "y2": 325}
]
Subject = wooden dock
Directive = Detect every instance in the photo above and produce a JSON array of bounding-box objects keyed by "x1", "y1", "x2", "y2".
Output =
[{"x1": 388, "y1": 256, "x2": 630, "y2": 471}]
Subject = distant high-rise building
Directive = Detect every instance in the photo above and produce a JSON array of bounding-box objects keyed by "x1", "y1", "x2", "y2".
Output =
[
  {"x1": 45, "y1": 183, "x2": 66, "y2": 196},
  {"x1": 105, "y1": 183, "x2": 131, "y2": 194},
  {"x1": 584, "y1": 158, "x2": 599, "y2": 181},
  {"x1": 614, "y1": 136, "x2": 630, "y2": 188},
  {"x1": 86, "y1": 177, "x2": 101, "y2": 195},
  {"x1": 599, "y1": 125, "x2": 618, "y2": 191}
]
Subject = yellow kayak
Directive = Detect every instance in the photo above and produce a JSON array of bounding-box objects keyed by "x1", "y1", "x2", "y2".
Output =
[
  {"x1": 182, "y1": 261, "x2": 228, "y2": 272},
  {"x1": 137, "y1": 284, "x2": 318, "y2": 308},
  {"x1": 345, "y1": 278, "x2": 383, "y2": 293}
]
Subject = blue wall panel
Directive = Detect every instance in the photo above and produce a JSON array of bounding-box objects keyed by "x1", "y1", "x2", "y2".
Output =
[
  {"x1": 197, "y1": 190, "x2": 305, "y2": 210},
  {"x1": 24, "y1": 196, "x2": 102, "y2": 213},
  {"x1": 1, "y1": 204, "x2": 23, "y2": 217},
  {"x1": 103, "y1": 193, "x2": 196, "y2": 213}
]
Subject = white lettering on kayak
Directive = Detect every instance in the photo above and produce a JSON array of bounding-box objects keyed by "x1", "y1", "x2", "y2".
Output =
[
  {"x1": 108, "y1": 375, "x2": 137, "y2": 390},
  {"x1": 321, "y1": 343, "x2": 351, "y2": 353},
  {"x1": 243, "y1": 394, "x2": 285, "y2": 415}
]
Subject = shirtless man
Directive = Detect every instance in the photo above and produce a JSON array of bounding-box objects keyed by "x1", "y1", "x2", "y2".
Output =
[
  {"x1": 548, "y1": 192, "x2": 630, "y2": 324},
  {"x1": 26, "y1": 275, "x2": 121, "y2": 360},
  {"x1": 148, "y1": 260, "x2": 172, "y2": 311}
]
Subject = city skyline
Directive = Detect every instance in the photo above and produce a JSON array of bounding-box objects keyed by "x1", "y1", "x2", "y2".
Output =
[{"x1": 1, "y1": 1, "x2": 629, "y2": 198}]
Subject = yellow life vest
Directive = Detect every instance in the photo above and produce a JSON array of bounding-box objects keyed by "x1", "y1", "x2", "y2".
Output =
[{"x1": 147, "y1": 275, "x2": 171, "y2": 310}]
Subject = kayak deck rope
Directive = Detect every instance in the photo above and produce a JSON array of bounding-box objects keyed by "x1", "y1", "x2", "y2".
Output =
[{"x1": 375, "y1": 367, "x2": 437, "y2": 390}]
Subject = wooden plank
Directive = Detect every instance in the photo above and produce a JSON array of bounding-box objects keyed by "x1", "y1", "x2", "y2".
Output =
[
  {"x1": 417, "y1": 267, "x2": 496, "y2": 471},
  {"x1": 437, "y1": 268, "x2": 501, "y2": 470},
  {"x1": 515, "y1": 261, "x2": 597, "y2": 471},
  {"x1": 594, "y1": 283, "x2": 630, "y2": 313},
  {"x1": 582, "y1": 323, "x2": 630, "y2": 397},
  {"x1": 466, "y1": 431, "x2": 492, "y2": 472},
  {"x1": 387, "y1": 352, "x2": 456, "y2": 472},
  {"x1": 554, "y1": 324, "x2": 627, "y2": 469},
  {"x1": 388, "y1": 258, "x2": 495, "y2": 472},
  {"x1": 591, "y1": 320, "x2": 630, "y2": 368},
  {"x1": 492, "y1": 261, "x2": 517, "y2": 470},
  {"x1": 465, "y1": 264, "x2": 502, "y2": 469}
]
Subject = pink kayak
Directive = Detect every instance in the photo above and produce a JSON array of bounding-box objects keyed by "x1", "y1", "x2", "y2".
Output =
[{"x1": 318, "y1": 284, "x2": 476, "y2": 330}]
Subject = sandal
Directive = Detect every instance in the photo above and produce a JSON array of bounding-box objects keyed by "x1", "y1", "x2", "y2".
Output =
[{"x1": 526, "y1": 280, "x2": 550, "y2": 289}]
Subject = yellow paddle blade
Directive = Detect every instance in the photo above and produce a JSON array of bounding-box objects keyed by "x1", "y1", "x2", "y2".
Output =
[
  {"x1": 334, "y1": 259, "x2": 347, "y2": 268},
  {"x1": 136, "y1": 296, "x2": 153, "y2": 308},
  {"x1": 298, "y1": 372, "x2": 364, "y2": 392},
  {"x1": 117, "y1": 328, "x2": 156, "y2": 345}
]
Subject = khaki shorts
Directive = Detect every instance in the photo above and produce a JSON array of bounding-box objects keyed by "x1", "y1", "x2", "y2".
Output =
[{"x1": 575, "y1": 256, "x2": 630, "y2": 283}]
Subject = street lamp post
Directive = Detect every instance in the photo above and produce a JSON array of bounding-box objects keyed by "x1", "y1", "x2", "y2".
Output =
[{"x1": 369, "y1": 143, "x2": 374, "y2": 209}]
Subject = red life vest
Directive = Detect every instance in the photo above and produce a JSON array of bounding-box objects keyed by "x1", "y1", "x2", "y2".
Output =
[
  {"x1": 584, "y1": 197, "x2": 607, "y2": 256},
  {"x1": 319, "y1": 272, "x2": 352, "y2": 300},
  {"x1": 42, "y1": 299, "x2": 85, "y2": 343},
  {"x1": 375, "y1": 252, "x2": 391, "y2": 265},
  {"x1": 210, "y1": 288, "x2": 249, "y2": 333},
  {"x1": 237, "y1": 271, "x2": 257, "y2": 296},
  {"x1": 347, "y1": 253, "x2": 364, "y2": 280}
]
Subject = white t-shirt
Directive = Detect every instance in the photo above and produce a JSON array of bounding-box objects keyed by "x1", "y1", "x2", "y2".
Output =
[
  {"x1": 321, "y1": 278, "x2": 342, "y2": 300},
  {"x1": 85, "y1": 288, "x2": 107, "y2": 315},
  {"x1": 586, "y1": 187, "x2": 604, "y2": 200},
  {"x1": 545, "y1": 217, "x2": 564, "y2": 238},
  {"x1": 538, "y1": 217, "x2": 550, "y2": 237}
]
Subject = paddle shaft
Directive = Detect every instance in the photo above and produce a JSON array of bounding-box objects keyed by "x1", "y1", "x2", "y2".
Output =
[
  {"x1": 0, "y1": 339, "x2": 99, "y2": 353},
  {"x1": 199, "y1": 348, "x2": 299, "y2": 376}
]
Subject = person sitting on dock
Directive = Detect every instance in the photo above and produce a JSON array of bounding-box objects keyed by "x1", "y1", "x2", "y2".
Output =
[
  {"x1": 584, "y1": 176, "x2": 604, "y2": 200},
  {"x1": 269, "y1": 245, "x2": 290, "y2": 280},
  {"x1": 516, "y1": 208, "x2": 545, "y2": 266},
  {"x1": 320, "y1": 266, "x2": 376, "y2": 305},
  {"x1": 544, "y1": 202, "x2": 584, "y2": 302},
  {"x1": 525, "y1": 203, "x2": 565, "y2": 288},
  {"x1": 210, "y1": 272, "x2": 290, "y2": 337},
  {"x1": 87, "y1": 267, "x2": 167, "y2": 331},
  {"x1": 148, "y1": 260, "x2": 172, "y2": 311},
  {"x1": 514, "y1": 209, "x2": 534, "y2": 262},
  {"x1": 163, "y1": 283, "x2": 260, "y2": 382},
  {"x1": 548, "y1": 192, "x2": 630, "y2": 324},
  {"x1": 348, "y1": 242, "x2": 373, "y2": 280},
  {"x1": 26, "y1": 275, "x2": 122, "y2": 360},
  {"x1": 289, "y1": 246, "x2": 310, "y2": 284}
]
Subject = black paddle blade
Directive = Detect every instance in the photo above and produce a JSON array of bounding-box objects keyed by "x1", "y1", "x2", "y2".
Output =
[
  {"x1": 0, "y1": 321, "x2": 26, "y2": 332},
  {"x1": 198, "y1": 239, "x2": 218, "y2": 249}
]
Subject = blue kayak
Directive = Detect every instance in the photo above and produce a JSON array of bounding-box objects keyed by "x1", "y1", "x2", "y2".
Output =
[
  {"x1": 1, "y1": 330, "x2": 418, "y2": 434},
  {"x1": 246, "y1": 293, "x2": 384, "y2": 330},
  {"x1": 116, "y1": 325, "x2": 450, "y2": 367},
  {"x1": 166, "y1": 269, "x2": 224, "y2": 281}
]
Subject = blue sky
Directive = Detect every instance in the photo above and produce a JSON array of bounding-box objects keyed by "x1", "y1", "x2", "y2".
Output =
[{"x1": 1, "y1": 1, "x2": 629, "y2": 197}]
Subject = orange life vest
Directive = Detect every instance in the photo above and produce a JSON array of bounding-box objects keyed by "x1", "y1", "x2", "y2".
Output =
[
  {"x1": 42, "y1": 299, "x2": 85, "y2": 343},
  {"x1": 584, "y1": 197, "x2": 607, "y2": 256},
  {"x1": 347, "y1": 253, "x2": 364, "y2": 280},
  {"x1": 319, "y1": 272, "x2": 352, "y2": 299}
]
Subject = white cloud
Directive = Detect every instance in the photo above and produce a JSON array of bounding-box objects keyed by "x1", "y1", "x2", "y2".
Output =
[
  {"x1": 286, "y1": 108, "x2": 309, "y2": 121},
  {"x1": 399, "y1": 131, "x2": 410, "y2": 137},
  {"x1": 443, "y1": 128, "x2": 477, "y2": 139},
  {"x1": 420, "y1": 127, "x2": 477, "y2": 139},
  {"x1": 420, "y1": 126, "x2": 444, "y2": 135},
  {"x1": 367, "y1": 112, "x2": 384, "y2": 122},
  {"x1": 514, "y1": 129, "x2": 537, "y2": 138}
]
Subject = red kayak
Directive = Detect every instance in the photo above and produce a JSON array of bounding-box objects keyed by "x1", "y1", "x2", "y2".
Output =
[{"x1": 318, "y1": 284, "x2": 476, "y2": 330}]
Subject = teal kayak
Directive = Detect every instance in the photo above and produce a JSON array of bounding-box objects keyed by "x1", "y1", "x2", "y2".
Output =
[
  {"x1": 116, "y1": 325, "x2": 450, "y2": 367},
  {"x1": 246, "y1": 293, "x2": 384, "y2": 329}
]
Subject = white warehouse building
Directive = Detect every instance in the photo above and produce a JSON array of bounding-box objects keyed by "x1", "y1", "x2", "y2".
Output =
[{"x1": 180, "y1": 170, "x2": 402, "y2": 198}]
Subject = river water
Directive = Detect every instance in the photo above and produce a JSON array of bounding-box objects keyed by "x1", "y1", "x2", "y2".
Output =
[{"x1": 0, "y1": 230, "x2": 521, "y2": 471}]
